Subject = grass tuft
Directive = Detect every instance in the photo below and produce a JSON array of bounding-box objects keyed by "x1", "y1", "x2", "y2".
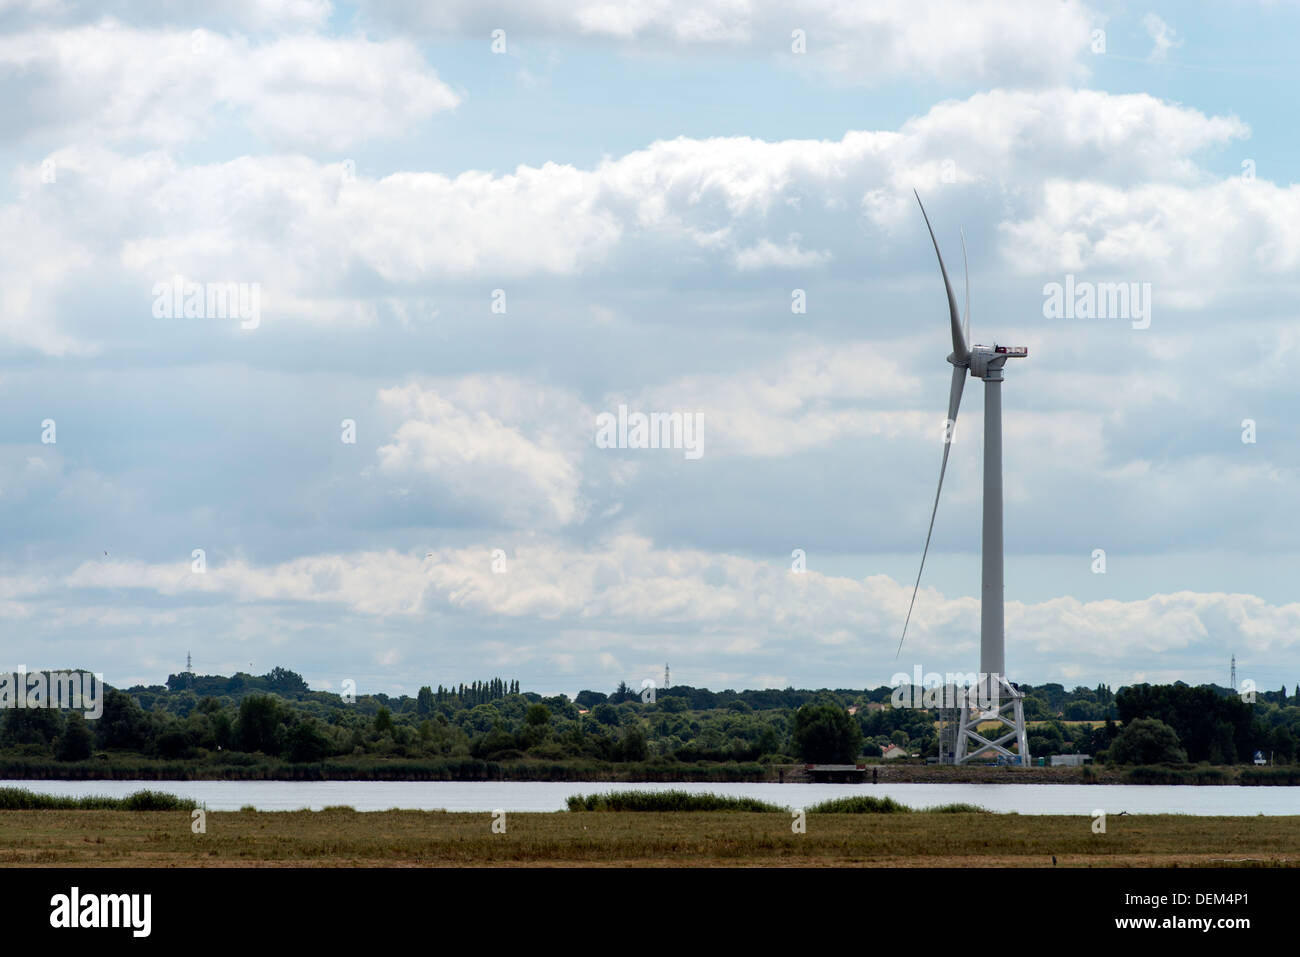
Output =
[
  {"x1": 0, "y1": 787, "x2": 197, "y2": 811},
  {"x1": 804, "y1": 795, "x2": 911, "y2": 814},
  {"x1": 567, "y1": 790, "x2": 785, "y2": 812}
]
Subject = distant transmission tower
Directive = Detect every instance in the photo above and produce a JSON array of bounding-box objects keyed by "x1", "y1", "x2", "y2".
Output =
[
  {"x1": 1230, "y1": 655, "x2": 1237, "y2": 691},
  {"x1": 186, "y1": 651, "x2": 192, "y2": 673},
  {"x1": 664, "y1": 663, "x2": 670, "y2": 690}
]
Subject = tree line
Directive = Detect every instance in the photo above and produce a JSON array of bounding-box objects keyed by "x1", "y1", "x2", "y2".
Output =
[{"x1": 2, "y1": 668, "x2": 1294, "y2": 768}]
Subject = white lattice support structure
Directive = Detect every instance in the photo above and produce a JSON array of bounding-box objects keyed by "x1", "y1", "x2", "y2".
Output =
[{"x1": 954, "y1": 675, "x2": 1030, "y2": 765}]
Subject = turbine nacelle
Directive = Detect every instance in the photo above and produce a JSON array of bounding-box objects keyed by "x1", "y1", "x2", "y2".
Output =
[{"x1": 967, "y1": 343, "x2": 1028, "y2": 381}]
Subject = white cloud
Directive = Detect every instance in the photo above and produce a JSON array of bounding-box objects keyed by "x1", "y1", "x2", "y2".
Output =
[
  {"x1": 0, "y1": 198, "x2": 96, "y2": 355},
  {"x1": 0, "y1": 25, "x2": 459, "y2": 149},
  {"x1": 48, "y1": 538, "x2": 1300, "y2": 686},
  {"x1": 0, "y1": 0, "x2": 332, "y2": 31},
  {"x1": 374, "y1": 379, "x2": 587, "y2": 528},
  {"x1": 361, "y1": 0, "x2": 1099, "y2": 87},
  {"x1": 341, "y1": 163, "x2": 621, "y2": 279},
  {"x1": 793, "y1": 0, "x2": 1097, "y2": 86},
  {"x1": 4, "y1": 88, "x2": 1257, "y2": 354},
  {"x1": 1000, "y1": 179, "x2": 1300, "y2": 308},
  {"x1": 1143, "y1": 12, "x2": 1181, "y2": 62},
  {"x1": 634, "y1": 343, "x2": 922, "y2": 457},
  {"x1": 732, "y1": 235, "x2": 830, "y2": 271}
]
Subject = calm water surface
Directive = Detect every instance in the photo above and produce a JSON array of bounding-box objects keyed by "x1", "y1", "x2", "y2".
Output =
[{"x1": 6, "y1": 780, "x2": 1299, "y2": 815}]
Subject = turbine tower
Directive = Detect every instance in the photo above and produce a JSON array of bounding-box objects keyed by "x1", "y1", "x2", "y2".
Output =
[{"x1": 898, "y1": 190, "x2": 1030, "y2": 765}]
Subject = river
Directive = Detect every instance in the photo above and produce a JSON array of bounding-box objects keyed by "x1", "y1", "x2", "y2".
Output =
[{"x1": 6, "y1": 779, "x2": 1299, "y2": 814}]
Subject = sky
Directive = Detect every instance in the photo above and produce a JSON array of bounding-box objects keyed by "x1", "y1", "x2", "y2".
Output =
[{"x1": 1, "y1": 0, "x2": 1298, "y2": 699}]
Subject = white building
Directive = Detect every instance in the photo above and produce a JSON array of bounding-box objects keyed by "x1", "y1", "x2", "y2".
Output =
[{"x1": 1049, "y1": 754, "x2": 1092, "y2": 767}]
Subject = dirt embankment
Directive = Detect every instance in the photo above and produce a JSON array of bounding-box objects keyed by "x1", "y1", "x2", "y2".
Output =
[{"x1": 776, "y1": 764, "x2": 1122, "y2": 784}]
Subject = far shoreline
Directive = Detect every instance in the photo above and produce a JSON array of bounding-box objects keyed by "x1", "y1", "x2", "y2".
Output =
[{"x1": 0, "y1": 758, "x2": 1294, "y2": 786}]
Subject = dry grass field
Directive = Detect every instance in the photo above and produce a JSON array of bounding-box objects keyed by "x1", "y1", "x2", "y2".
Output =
[{"x1": 2, "y1": 809, "x2": 1297, "y2": 867}]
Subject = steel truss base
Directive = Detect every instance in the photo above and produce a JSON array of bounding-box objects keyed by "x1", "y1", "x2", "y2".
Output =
[{"x1": 954, "y1": 675, "x2": 1030, "y2": 765}]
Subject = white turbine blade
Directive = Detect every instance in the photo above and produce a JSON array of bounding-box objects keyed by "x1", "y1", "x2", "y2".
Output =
[
  {"x1": 960, "y1": 226, "x2": 970, "y2": 347},
  {"x1": 914, "y1": 190, "x2": 968, "y2": 362},
  {"x1": 897, "y1": 364, "x2": 966, "y2": 658}
]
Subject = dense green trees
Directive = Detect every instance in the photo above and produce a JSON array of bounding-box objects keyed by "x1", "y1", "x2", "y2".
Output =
[
  {"x1": 236, "y1": 695, "x2": 286, "y2": 754},
  {"x1": 793, "y1": 703, "x2": 863, "y2": 763},
  {"x1": 2, "y1": 705, "x2": 61, "y2": 749},
  {"x1": 859, "y1": 704, "x2": 936, "y2": 755},
  {"x1": 56, "y1": 712, "x2": 95, "y2": 761},
  {"x1": 1029, "y1": 721, "x2": 1065, "y2": 759},
  {"x1": 1108, "y1": 718, "x2": 1188, "y2": 765},
  {"x1": 97, "y1": 689, "x2": 150, "y2": 751},
  {"x1": 575, "y1": 690, "x2": 606, "y2": 709},
  {"x1": 265, "y1": 667, "x2": 309, "y2": 695},
  {"x1": 286, "y1": 718, "x2": 331, "y2": 763},
  {"x1": 1266, "y1": 723, "x2": 1296, "y2": 762},
  {"x1": 618, "y1": 724, "x2": 649, "y2": 761},
  {"x1": 153, "y1": 728, "x2": 195, "y2": 760},
  {"x1": 472, "y1": 722, "x2": 516, "y2": 759},
  {"x1": 2, "y1": 669, "x2": 1295, "y2": 771},
  {"x1": 1115, "y1": 684, "x2": 1259, "y2": 763}
]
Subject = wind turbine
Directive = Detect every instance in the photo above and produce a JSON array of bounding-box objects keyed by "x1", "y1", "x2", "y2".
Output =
[{"x1": 898, "y1": 190, "x2": 1030, "y2": 766}]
